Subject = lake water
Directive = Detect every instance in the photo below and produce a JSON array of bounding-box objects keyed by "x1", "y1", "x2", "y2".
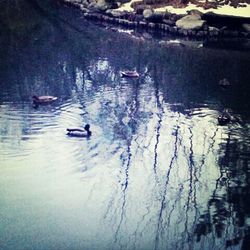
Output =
[{"x1": 0, "y1": 2, "x2": 250, "y2": 250}]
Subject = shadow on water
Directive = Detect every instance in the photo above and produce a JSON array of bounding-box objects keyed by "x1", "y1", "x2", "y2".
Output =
[{"x1": 0, "y1": 1, "x2": 250, "y2": 250}]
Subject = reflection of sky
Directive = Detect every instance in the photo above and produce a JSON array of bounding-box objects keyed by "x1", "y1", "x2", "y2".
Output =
[{"x1": 1, "y1": 56, "x2": 246, "y2": 249}]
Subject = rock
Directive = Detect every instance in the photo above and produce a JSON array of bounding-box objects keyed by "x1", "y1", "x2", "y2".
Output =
[
  {"x1": 209, "y1": 30, "x2": 219, "y2": 36},
  {"x1": 240, "y1": 31, "x2": 248, "y2": 38},
  {"x1": 172, "y1": 14, "x2": 185, "y2": 22},
  {"x1": 208, "y1": 26, "x2": 219, "y2": 32},
  {"x1": 163, "y1": 24, "x2": 170, "y2": 31},
  {"x1": 134, "y1": 4, "x2": 148, "y2": 15},
  {"x1": 163, "y1": 19, "x2": 175, "y2": 26},
  {"x1": 107, "y1": 9, "x2": 125, "y2": 18},
  {"x1": 242, "y1": 23, "x2": 250, "y2": 33},
  {"x1": 80, "y1": 6, "x2": 88, "y2": 12},
  {"x1": 203, "y1": 24, "x2": 209, "y2": 31},
  {"x1": 203, "y1": 12, "x2": 249, "y2": 28},
  {"x1": 84, "y1": 12, "x2": 100, "y2": 19},
  {"x1": 191, "y1": 30, "x2": 197, "y2": 36},
  {"x1": 87, "y1": 2, "x2": 99, "y2": 11},
  {"x1": 158, "y1": 23, "x2": 163, "y2": 29},
  {"x1": 143, "y1": 8, "x2": 154, "y2": 19},
  {"x1": 139, "y1": 21, "x2": 147, "y2": 27},
  {"x1": 164, "y1": 11, "x2": 172, "y2": 20},
  {"x1": 178, "y1": 29, "x2": 183, "y2": 35},
  {"x1": 142, "y1": 11, "x2": 164, "y2": 23},
  {"x1": 164, "y1": 40, "x2": 185, "y2": 48},
  {"x1": 183, "y1": 29, "x2": 188, "y2": 36},
  {"x1": 208, "y1": 26, "x2": 219, "y2": 36},
  {"x1": 88, "y1": 0, "x2": 114, "y2": 12},
  {"x1": 196, "y1": 30, "x2": 205, "y2": 37},
  {"x1": 148, "y1": 13, "x2": 164, "y2": 23},
  {"x1": 148, "y1": 22, "x2": 156, "y2": 28},
  {"x1": 187, "y1": 9, "x2": 203, "y2": 16},
  {"x1": 169, "y1": 26, "x2": 178, "y2": 34},
  {"x1": 133, "y1": 14, "x2": 144, "y2": 22},
  {"x1": 176, "y1": 14, "x2": 206, "y2": 30}
]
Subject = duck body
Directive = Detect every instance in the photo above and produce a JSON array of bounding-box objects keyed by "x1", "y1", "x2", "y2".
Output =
[
  {"x1": 67, "y1": 124, "x2": 91, "y2": 137},
  {"x1": 121, "y1": 70, "x2": 139, "y2": 78},
  {"x1": 33, "y1": 95, "x2": 57, "y2": 104},
  {"x1": 219, "y1": 78, "x2": 231, "y2": 87}
]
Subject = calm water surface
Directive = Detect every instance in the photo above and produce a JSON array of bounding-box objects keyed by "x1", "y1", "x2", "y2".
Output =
[{"x1": 0, "y1": 3, "x2": 250, "y2": 250}]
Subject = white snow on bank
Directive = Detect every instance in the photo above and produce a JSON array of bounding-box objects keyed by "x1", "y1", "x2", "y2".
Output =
[
  {"x1": 118, "y1": 0, "x2": 141, "y2": 12},
  {"x1": 156, "y1": 3, "x2": 250, "y2": 18},
  {"x1": 118, "y1": 1, "x2": 250, "y2": 18}
]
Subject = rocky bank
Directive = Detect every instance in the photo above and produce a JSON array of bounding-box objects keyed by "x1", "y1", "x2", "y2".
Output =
[{"x1": 60, "y1": 0, "x2": 250, "y2": 39}]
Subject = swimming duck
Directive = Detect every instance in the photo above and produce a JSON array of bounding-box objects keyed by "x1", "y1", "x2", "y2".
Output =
[
  {"x1": 66, "y1": 124, "x2": 92, "y2": 137},
  {"x1": 219, "y1": 78, "x2": 231, "y2": 87},
  {"x1": 32, "y1": 95, "x2": 57, "y2": 104},
  {"x1": 218, "y1": 111, "x2": 231, "y2": 126},
  {"x1": 121, "y1": 70, "x2": 139, "y2": 78}
]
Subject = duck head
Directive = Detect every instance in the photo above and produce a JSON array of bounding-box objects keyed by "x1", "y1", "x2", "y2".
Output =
[
  {"x1": 32, "y1": 95, "x2": 39, "y2": 101},
  {"x1": 84, "y1": 124, "x2": 90, "y2": 131},
  {"x1": 84, "y1": 124, "x2": 91, "y2": 136}
]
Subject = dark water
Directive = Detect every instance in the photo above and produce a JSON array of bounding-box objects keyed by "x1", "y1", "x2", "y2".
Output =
[{"x1": 1, "y1": 2, "x2": 250, "y2": 250}]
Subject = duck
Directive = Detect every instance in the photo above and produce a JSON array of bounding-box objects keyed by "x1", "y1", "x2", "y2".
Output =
[
  {"x1": 66, "y1": 124, "x2": 92, "y2": 137},
  {"x1": 218, "y1": 111, "x2": 231, "y2": 126},
  {"x1": 219, "y1": 78, "x2": 231, "y2": 87},
  {"x1": 32, "y1": 95, "x2": 57, "y2": 104},
  {"x1": 121, "y1": 70, "x2": 139, "y2": 78}
]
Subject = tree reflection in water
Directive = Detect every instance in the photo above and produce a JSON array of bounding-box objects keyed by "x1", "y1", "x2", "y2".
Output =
[{"x1": 0, "y1": 2, "x2": 250, "y2": 250}]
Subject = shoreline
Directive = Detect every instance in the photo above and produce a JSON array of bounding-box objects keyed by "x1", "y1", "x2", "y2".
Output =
[{"x1": 60, "y1": 0, "x2": 250, "y2": 40}]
